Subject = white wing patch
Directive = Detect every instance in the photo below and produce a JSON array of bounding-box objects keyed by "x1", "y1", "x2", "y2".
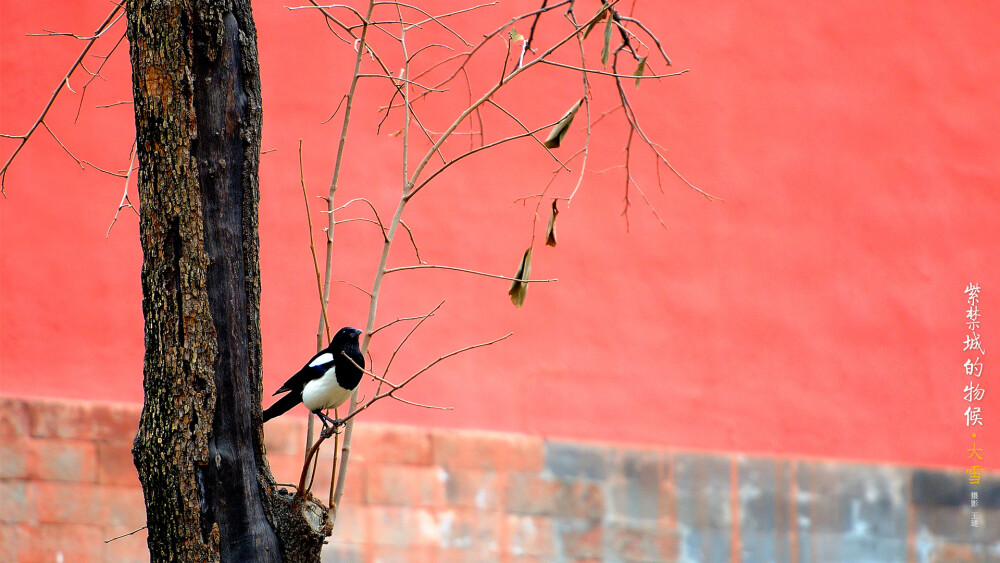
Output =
[{"x1": 308, "y1": 352, "x2": 334, "y2": 367}]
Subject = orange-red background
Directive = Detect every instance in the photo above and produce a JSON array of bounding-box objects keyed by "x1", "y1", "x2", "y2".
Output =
[{"x1": 2, "y1": 1, "x2": 997, "y2": 469}]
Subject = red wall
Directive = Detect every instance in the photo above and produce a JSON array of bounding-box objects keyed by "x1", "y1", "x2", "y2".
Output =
[{"x1": 2, "y1": 1, "x2": 997, "y2": 469}]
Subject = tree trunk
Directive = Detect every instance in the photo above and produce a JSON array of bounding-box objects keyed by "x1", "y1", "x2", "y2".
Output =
[{"x1": 126, "y1": 1, "x2": 327, "y2": 560}]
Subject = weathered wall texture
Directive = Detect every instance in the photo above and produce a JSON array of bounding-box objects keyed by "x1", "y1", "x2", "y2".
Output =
[{"x1": 2, "y1": 397, "x2": 997, "y2": 562}]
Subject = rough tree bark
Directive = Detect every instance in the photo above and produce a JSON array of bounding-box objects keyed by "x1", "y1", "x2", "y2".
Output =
[{"x1": 127, "y1": 0, "x2": 327, "y2": 560}]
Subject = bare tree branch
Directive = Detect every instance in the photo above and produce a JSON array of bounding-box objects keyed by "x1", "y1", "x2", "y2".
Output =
[
  {"x1": 299, "y1": 140, "x2": 332, "y2": 343},
  {"x1": 385, "y1": 263, "x2": 557, "y2": 283},
  {"x1": 336, "y1": 332, "x2": 513, "y2": 426},
  {"x1": 539, "y1": 59, "x2": 688, "y2": 79},
  {"x1": 306, "y1": 0, "x2": 378, "y2": 475},
  {"x1": 106, "y1": 140, "x2": 138, "y2": 237},
  {"x1": 1, "y1": 1, "x2": 125, "y2": 195}
]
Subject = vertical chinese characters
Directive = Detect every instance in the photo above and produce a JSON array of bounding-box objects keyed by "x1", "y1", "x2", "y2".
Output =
[{"x1": 964, "y1": 283, "x2": 985, "y2": 528}]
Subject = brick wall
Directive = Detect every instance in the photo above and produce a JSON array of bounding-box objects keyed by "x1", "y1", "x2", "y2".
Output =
[{"x1": 1, "y1": 396, "x2": 997, "y2": 562}]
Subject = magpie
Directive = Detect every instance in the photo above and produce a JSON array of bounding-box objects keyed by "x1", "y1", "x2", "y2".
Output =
[{"x1": 263, "y1": 327, "x2": 364, "y2": 435}]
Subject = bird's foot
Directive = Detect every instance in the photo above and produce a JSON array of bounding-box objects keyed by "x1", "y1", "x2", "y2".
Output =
[
  {"x1": 319, "y1": 419, "x2": 344, "y2": 439},
  {"x1": 316, "y1": 411, "x2": 345, "y2": 438}
]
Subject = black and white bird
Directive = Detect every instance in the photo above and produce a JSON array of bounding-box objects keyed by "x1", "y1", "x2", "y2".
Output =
[{"x1": 263, "y1": 327, "x2": 364, "y2": 434}]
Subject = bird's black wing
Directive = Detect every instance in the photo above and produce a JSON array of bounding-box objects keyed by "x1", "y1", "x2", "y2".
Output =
[
  {"x1": 272, "y1": 351, "x2": 336, "y2": 395},
  {"x1": 335, "y1": 347, "x2": 365, "y2": 391}
]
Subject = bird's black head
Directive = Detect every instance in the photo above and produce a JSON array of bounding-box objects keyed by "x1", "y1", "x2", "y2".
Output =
[
  {"x1": 331, "y1": 326, "x2": 363, "y2": 348},
  {"x1": 330, "y1": 327, "x2": 365, "y2": 375}
]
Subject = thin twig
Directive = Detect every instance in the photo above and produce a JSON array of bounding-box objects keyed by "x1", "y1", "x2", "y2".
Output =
[
  {"x1": 74, "y1": 31, "x2": 128, "y2": 122},
  {"x1": 300, "y1": 140, "x2": 332, "y2": 343},
  {"x1": 336, "y1": 333, "x2": 513, "y2": 426},
  {"x1": 382, "y1": 301, "x2": 444, "y2": 383},
  {"x1": 106, "y1": 140, "x2": 138, "y2": 237},
  {"x1": 408, "y1": 118, "x2": 562, "y2": 197},
  {"x1": 487, "y1": 99, "x2": 570, "y2": 171},
  {"x1": 404, "y1": 1, "x2": 619, "y2": 200},
  {"x1": 384, "y1": 264, "x2": 557, "y2": 283},
  {"x1": 104, "y1": 525, "x2": 147, "y2": 543},
  {"x1": 539, "y1": 59, "x2": 688, "y2": 79},
  {"x1": 41, "y1": 121, "x2": 84, "y2": 169},
  {"x1": 330, "y1": 197, "x2": 388, "y2": 241},
  {"x1": 332, "y1": 279, "x2": 374, "y2": 297},
  {"x1": 327, "y1": 0, "x2": 380, "y2": 528},
  {"x1": 28, "y1": 9, "x2": 125, "y2": 41},
  {"x1": 1, "y1": 0, "x2": 125, "y2": 195},
  {"x1": 371, "y1": 313, "x2": 435, "y2": 335},
  {"x1": 388, "y1": 394, "x2": 453, "y2": 410},
  {"x1": 96, "y1": 100, "x2": 133, "y2": 109}
]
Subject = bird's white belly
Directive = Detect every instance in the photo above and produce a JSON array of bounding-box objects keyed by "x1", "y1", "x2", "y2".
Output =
[{"x1": 301, "y1": 368, "x2": 353, "y2": 412}]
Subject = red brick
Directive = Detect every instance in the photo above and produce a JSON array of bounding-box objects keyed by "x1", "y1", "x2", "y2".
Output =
[
  {"x1": 90, "y1": 402, "x2": 141, "y2": 443},
  {"x1": 266, "y1": 451, "x2": 366, "y2": 506},
  {"x1": 27, "y1": 399, "x2": 139, "y2": 443},
  {"x1": 0, "y1": 398, "x2": 30, "y2": 439},
  {"x1": 337, "y1": 461, "x2": 367, "y2": 505},
  {"x1": 444, "y1": 469, "x2": 501, "y2": 510},
  {"x1": 263, "y1": 415, "x2": 308, "y2": 457},
  {"x1": 28, "y1": 399, "x2": 96, "y2": 440},
  {"x1": 267, "y1": 452, "x2": 310, "y2": 489},
  {"x1": 307, "y1": 466, "x2": 339, "y2": 506},
  {"x1": 0, "y1": 438, "x2": 28, "y2": 479},
  {"x1": 930, "y1": 542, "x2": 978, "y2": 563},
  {"x1": 367, "y1": 464, "x2": 446, "y2": 506},
  {"x1": 0, "y1": 523, "x2": 18, "y2": 561},
  {"x1": 371, "y1": 544, "x2": 439, "y2": 562},
  {"x1": 558, "y1": 519, "x2": 602, "y2": 559},
  {"x1": 306, "y1": 456, "x2": 344, "y2": 498},
  {"x1": 2, "y1": 438, "x2": 98, "y2": 483},
  {"x1": 313, "y1": 460, "x2": 366, "y2": 505},
  {"x1": 506, "y1": 514, "x2": 556, "y2": 556},
  {"x1": 505, "y1": 473, "x2": 604, "y2": 518},
  {"x1": 33, "y1": 481, "x2": 102, "y2": 524},
  {"x1": 306, "y1": 430, "x2": 368, "y2": 482},
  {"x1": 437, "y1": 508, "x2": 501, "y2": 551},
  {"x1": 352, "y1": 423, "x2": 433, "y2": 465},
  {"x1": 33, "y1": 481, "x2": 147, "y2": 529},
  {"x1": 322, "y1": 541, "x2": 366, "y2": 562},
  {"x1": 438, "y1": 546, "x2": 502, "y2": 562},
  {"x1": 369, "y1": 506, "x2": 440, "y2": 547},
  {"x1": 328, "y1": 503, "x2": 369, "y2": 547},
  {"x1": 432, "y1": 429, "x2": 543, "y2": 472},
  {"x1": 505, "y1": 473, "x2": 559, "y2": 515},
  {"x1": 12, "y1": 522, "x2": 104, "y2": 563},
  {"x1": 32, "y1": 439, "x2": 98, "y2": 482},
  {"x1": 603, "y1": 523, "x2": 679, "y2": 561},
  {"x1": 99, "y1": 486, "x2": 147, "y2": 530},
  {"x1": 97, "y1": 441, "x2": 140, "y2": 486},
  {"x1": 1, "y1": 480, "x2": 36, "y2": 524}
]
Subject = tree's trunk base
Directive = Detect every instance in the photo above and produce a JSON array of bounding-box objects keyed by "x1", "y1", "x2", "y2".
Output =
[{"x1": 269, "y1": 488, "x2": 331, "y2": 562}]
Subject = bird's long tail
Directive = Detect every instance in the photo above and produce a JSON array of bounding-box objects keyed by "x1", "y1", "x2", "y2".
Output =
[{"x1": 262, "y1": 392, "x2": 301, "y2": 422}]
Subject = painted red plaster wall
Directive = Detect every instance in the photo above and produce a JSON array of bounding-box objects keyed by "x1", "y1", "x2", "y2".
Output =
[{"x1": 1, "y1": 1, "x2": 997, "y2": 469}]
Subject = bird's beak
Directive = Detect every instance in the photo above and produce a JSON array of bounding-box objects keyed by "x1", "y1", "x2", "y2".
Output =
[{"x1": 352, "y1": 329, "x2": 363, "y2": 339}]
